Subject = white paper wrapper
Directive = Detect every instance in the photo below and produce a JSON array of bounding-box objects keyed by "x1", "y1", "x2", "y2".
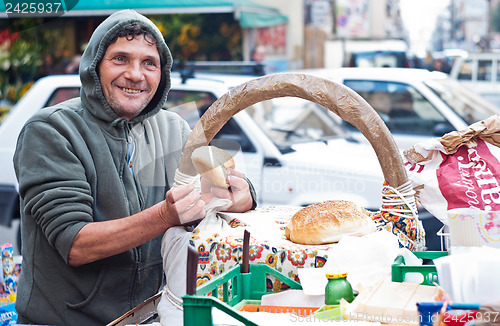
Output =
[
  {"x1": 297, "y1": 230, "x2": 403, "y2": 296},
  {"x1": 260, "y1": 289, "x2": 325, "y2": 308},
  {"x1": 447, "y1": 208, "x2": 500, "y2": 249}
]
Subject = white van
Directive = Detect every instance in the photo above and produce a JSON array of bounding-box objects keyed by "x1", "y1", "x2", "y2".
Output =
[{"x1": 449, "y1": 51, "x2": 500, "y2": 107}]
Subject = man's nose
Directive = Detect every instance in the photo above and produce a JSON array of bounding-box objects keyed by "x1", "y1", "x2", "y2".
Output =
[{"x1": 124, "y1": 61, "x2": 144, "y2": 81}]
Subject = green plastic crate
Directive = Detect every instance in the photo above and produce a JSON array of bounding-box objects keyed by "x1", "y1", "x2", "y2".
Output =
[
  {"x1": 183, "y1": 263, "x2": 302, "y2": 326},
  {"x1": 391, "y1": 251, "x2": 448, "y2": 286}
]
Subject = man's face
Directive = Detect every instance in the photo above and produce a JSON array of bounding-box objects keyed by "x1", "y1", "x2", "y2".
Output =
[{"x1": 99, "y1": 36, "x2": 161, "y2": 120}]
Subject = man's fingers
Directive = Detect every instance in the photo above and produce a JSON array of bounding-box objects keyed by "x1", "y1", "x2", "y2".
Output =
[
  {"x1": 199, "y1": 169, "x2": 248, "y2": 200},
  {"x1": 227, "y1": 168, "x2": 244, "y2": 178},
  {"x1": 178, "y1": 200, "x2": 206, "y2": 224},
  {"x1": 163, "y1": 185, "x2": 206, "y2": 226},
  {"x1": 210, "y1": 187, "x2": 232, "y2": 200},
  {"x1": 166, "y1": 184, "x2": 195, "y2": 204},
  {"x1": 227, "y1": 175, "x2": 248, "y2": 191},
  {"x1": 172, "y1": 188, "x2": 202, "y2": 213}
]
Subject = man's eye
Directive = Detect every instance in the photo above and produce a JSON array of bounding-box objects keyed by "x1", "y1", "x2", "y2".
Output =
[
  {"x1": 114, "y1": 57, "x2": 125, "y2": 63},
  {"x1": 145, "y1": 61, "x2": 159, "y2": 69}
]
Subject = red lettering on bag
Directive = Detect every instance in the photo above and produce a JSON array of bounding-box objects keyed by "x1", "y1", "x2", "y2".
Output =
[
  {"x1": 437, "y1": 139, "x2": 500, "y2": 211},
  {"x1": 405, "y1": 161, "x2": 424, "y2": 173}
]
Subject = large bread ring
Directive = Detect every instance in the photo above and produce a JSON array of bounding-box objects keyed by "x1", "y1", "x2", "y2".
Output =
[{"x1": 178, "y1": 72, "x2": 407, "y2": 189}]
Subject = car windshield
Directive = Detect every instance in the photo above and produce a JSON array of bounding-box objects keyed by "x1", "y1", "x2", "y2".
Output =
[
  {"x1": 349, "y1": 51, "x2": 409, "y2": 68},
  {"x1": 424, "y1": 78, "x2": 500, "y2": 125},
  {"x1": 344, "y1": 79, "x2": 452, "y2": 137},
  {"x1": 245, "y1": 97, "x2": 349, "y2": 148}
]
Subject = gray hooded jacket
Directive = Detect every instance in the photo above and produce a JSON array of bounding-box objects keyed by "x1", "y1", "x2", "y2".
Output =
[{"x1": 14, "y1": 10, "x2": 189, "y2": 325}]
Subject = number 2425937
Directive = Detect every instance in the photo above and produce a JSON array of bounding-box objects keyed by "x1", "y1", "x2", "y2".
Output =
[{"x1": 5, "y1": 2, "x2": 63, "y2": 14}]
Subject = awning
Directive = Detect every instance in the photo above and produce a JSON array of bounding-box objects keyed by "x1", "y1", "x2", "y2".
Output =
[
  {"x1": 238, "y1": 8, "x2": 288, "y2": 28},
  {"x1": 0, "y1": 0, "x2": 288, "y2": 28}
]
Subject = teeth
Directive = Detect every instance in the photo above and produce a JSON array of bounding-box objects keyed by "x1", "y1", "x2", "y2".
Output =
[{"x1": 120, "y1": 87, "x2": 142, "y2": 94}]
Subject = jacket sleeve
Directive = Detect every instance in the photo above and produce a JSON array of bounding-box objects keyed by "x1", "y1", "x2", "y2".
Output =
[{"x1": 14, "y1": 117, "x2": 92, "y2": 263}]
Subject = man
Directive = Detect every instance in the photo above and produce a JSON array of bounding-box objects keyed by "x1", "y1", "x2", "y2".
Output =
[{"x1": 13, "y1": 10, "x2": 255, "y2": 325}]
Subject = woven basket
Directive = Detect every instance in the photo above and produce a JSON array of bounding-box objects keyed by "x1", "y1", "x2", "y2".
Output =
[{"x1": 176, "y1": 72, "x2": 424, "y2": 293}]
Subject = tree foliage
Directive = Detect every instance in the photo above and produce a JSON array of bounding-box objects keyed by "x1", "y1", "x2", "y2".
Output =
[
  {"x1": 150, "y1": 13, "x2": 242, "y2": 62},
  {"x1": 0, "y1": 18, "x2": 72, "y2": 104}
]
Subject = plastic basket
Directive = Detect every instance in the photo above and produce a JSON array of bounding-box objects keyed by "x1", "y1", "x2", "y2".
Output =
[
  {"x1": 183, "y1": 262, "x2": 306, "y2": 326},
  {"x1": 238, "y1": 303, "x2": 318, "y2": 316},
  {"x1": 311, "y1": 305, "x2": 343, "y2": 320},
  {"x1": 392, "y1": 251, "x2": 448, "y2": 286}
]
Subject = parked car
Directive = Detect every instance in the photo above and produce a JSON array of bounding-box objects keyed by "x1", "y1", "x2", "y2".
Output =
[
  {"x1": 449, "y1": 51, "x2": 500, "y2": 107},
  {"x1": 0, "y1": 73, "x2": 388, "y2": 253},
  {"x1": 298, "y1": 67, "x2": 500, "y2": 151},
  {"x1": 345, "y1": 50, "x2": 411, "y2": 68}
]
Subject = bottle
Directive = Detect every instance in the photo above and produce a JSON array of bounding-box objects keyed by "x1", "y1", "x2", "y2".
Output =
[{"x1": 324, "y1": 271, "x2": 354, "y2": 306}]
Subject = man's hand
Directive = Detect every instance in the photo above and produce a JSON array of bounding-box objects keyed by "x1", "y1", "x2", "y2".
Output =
[
  {"x1": 201, "y1": 168, "x2": 253, "y2": 213},
  {"x1": 160, "y1": 184, "x2": 206, "y2": 226}
]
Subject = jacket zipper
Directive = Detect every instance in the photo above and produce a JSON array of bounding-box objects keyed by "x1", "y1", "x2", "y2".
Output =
[
  {"x1": 124, "y1": 122, "x2": 144, "y2": 210},
  {"x1": 124, "y1": 121, "x2": 142, "y2": 307}
]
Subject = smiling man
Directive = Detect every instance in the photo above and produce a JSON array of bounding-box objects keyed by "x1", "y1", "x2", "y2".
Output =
[
  {"x1": 99, "y1": 32, "x2": 162, "y2": 120},
  {"x1": 13, "y1": 10, "x2": 255, "y2": 325}
]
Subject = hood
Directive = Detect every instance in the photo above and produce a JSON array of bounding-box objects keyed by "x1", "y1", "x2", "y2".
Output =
[{"x1": 79, "y1": 9, "x2": 172, "y2": 124}]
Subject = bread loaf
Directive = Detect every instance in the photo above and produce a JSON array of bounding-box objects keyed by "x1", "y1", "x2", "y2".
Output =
[
  {"x1": 191, "y1": 146, "x2": 235, "y2": 188},
  {"x1": 285, "y1": 200, "x2": 376, "y2": 245}
]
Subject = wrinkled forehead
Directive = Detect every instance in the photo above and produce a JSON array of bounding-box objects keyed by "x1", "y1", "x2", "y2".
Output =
[{"x1": 102, "y1": 35, "x2": 161, "y2": 66}]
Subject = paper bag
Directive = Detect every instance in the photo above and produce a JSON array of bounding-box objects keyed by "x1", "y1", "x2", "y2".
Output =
[{"x1": 403, "y1": 115, "x2": 500, "y2": 224}]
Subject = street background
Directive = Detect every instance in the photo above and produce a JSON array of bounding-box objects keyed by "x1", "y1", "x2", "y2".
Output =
[{"x1": 2, "y1": 0, "x2": 500, "y2": 254}]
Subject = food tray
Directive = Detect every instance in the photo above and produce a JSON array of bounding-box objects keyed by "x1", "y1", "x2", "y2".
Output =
[{"x1": 392, "y1": 251, "x2": 448, "y2": 286}]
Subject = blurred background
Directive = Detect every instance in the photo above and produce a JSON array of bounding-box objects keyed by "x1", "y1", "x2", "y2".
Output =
[
  {"x1": 2, "y1": 0, "x2": 500, "y2": 253},
  {"x1": 0, "y1": 0, "x2": 499, "y2": 115}
]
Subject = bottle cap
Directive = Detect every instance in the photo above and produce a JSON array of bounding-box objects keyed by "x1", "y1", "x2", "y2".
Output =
[{"x1": 326, "y1": 271, "x2": 348, "y2": 279}]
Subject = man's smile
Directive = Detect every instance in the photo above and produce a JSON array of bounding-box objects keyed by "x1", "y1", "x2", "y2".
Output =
[{"x1": 118, "y1": 86, "x2": 144, "y2": 94}]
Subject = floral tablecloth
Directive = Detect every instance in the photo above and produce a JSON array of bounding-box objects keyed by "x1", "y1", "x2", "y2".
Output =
[
  {"x1": 189, "y1": 202, "x2": 425, "y2": 291},
  {"x1": 190, "y1": 206, "x2": 330, "y2": 291}
]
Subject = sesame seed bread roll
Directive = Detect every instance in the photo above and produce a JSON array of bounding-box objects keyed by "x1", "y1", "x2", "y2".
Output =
[{"x1": 286, "y1": 200, "x2": 376, "y2": 245}]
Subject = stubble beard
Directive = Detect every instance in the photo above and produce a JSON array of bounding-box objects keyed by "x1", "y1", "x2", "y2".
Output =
[{"x1": 107, "y1": 92, "x2": 149, "y2": 120}]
